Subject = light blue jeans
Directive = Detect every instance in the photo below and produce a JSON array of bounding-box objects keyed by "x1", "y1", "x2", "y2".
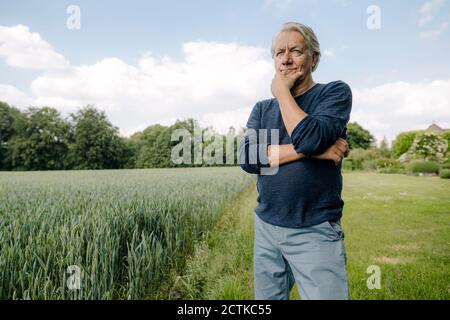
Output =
[{"x1": 253, "y1": 212, "x2": 349, "y2": 300}]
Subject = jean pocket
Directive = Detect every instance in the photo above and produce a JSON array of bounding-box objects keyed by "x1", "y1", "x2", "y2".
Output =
[{"x1": 327, "y1": 220, "x2": 344, "y2": 240}]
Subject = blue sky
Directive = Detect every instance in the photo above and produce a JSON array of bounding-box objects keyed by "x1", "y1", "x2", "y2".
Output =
[{"x1": 1, "y1": 0, "x2": 449, "y2": 142}]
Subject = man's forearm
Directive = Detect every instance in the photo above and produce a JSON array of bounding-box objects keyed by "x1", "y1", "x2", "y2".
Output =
[
  {"x1": 268, "y1": 144, "x2": 306, "y2": 166},
  {"x1": 268, "y1": 143, "x2": 343, "y2": 167},
  {"x1": 277, "y1": 90, "x2": 308, "y2": 136}
]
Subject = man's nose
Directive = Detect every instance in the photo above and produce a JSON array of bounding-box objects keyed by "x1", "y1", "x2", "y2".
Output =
[{"x1": 281, "y1": 51, "x2": 292, "y2": 65}]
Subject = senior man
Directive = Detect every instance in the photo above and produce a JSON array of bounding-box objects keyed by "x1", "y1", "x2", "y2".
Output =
[{"x1": 239, "y1": 22, "x2": 352, "y2": 300}]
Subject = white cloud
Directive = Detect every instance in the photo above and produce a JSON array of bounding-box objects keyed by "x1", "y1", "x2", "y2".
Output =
[
  {"x1": 199, "y1": 107, "x2": 253, "y2": 134},
  {"x1": 0, "y1": 25, "x2": 69, "y2": 70},
  {"x1": 419, "y1": 14, "x2": 433, "y2": 27},
  {"x1": 418, "y1": 0, "x2": 448, "y2": 38},
  {"x1": 1, "y1": 24, "x2": 449, "y2": 147},
  {"x1": 323, "y1": 49, "x2": 335, "y2": 57},
  {"x1": 352, "y1": 79, "x2": 450, "y2": 144},
  {"x1": 27, "y1": 41, "x2": 273, "y2": 135},
  {"x1": 418, "y1": 0, "x2": 444, "y2": 25},
  {"x1": 0, "y1": 84, "x2": 33, "y2": 107},
  {"x1": 420, "y1": 21, "x2": 449, "y2": 39}
]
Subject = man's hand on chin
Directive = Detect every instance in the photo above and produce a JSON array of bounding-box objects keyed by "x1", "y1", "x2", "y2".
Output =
[{"x1": 271, "y1": 68, "x2": 303, "y2": 98}]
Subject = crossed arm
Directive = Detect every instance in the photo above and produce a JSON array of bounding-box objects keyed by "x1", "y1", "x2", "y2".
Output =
[
  {"x1": 270, "y1": 69, "x2": 352, "y2": 166},
  {"x1": 267, "y1": 140, "x2": 349, "y2": 167},
  {"x1": 239, "y1": 81, "x2": 352, "y2": 173},
  {"x1": 269, "y1": 73, "x2": 352, "y2": 167},
  {"x1": 239, "y1": 132, "x2": 349, "y2": 174}
]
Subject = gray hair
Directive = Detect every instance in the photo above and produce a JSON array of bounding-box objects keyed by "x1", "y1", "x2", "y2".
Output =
[{"x1": 271, "y1": 22, "x2": 321, "y2": 72}]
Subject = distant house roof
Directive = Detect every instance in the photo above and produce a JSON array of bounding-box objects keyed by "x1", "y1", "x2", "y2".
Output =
[{"x1": 426, "y1": 124, "x2": 450, "y2": 132}]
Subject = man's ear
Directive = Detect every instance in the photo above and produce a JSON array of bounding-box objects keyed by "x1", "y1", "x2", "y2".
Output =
[{"x1": 312, "y1": 53, "x2": 318, "y2": 69}]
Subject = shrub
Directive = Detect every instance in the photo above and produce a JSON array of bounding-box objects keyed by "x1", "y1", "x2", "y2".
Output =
[
  {"x1": 375, "y1": 158, "x2": 404, "y2": 174},
  {"x1": 441, "y1": 160, "x2": 450, "y2": 170},
  {"x1": 376, "y1": 158, "x2": 398, "y2": 169},
  {"x1": 342, "y1": 158, "x2": 355, "y2": 171},
  {"x1": 362, "y1": 159, "x2": 377, "y2": 171},
  {"x1": 442, "y1": 131, "x2": 450, "y2": 153},
  {"x1": 399, "y1": 132, "x2": 448, "y2": 164},
  {"x1": 439, "y1": 169, "x2": 450, "y2": 179},
  {"x1": 413, "y1": 132, "x2": 448, "y2": 162},
  {"x1": 392, "y1": 131, "x2": 422, "y2": 159},
  {"x1": 349, "y1": 148, "x2": 383, "y2": 160},
  {"x1": 377, "y1": 166, "x2": 406, "y2": 174},
  {"x1": 345, "y1": 148, "x2": 383, "y2": 170},
  {"x1": 408, "y1": 160, "x2": 440, "y2": 174}
]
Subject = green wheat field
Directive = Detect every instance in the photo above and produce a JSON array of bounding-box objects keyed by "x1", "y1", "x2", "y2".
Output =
[{"x1": 0, "y1": 168, "x2": 449, "y2": 299}]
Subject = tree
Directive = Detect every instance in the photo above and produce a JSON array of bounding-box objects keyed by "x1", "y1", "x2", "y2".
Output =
[
  {"x1": 8, "y1": 107, "x2": 70, "y2": 170},
  {"x1": 347, "y1": 122, "x2": 375, "y2": 150},
  {"x1": 135, "y1": 124, "x2": 167, "y2": 168},
  {"x1": 122, "y1": 132, "x2": 144, "y2": 169},
  {"x1": 0, "y1": 101, "x2": 16, "y2": 143},
  {"x1": 224, "y1": 126, "x2": 238, "y2": 166},
  {"x1": 0, "y1": 102, "x2": 29, "y2": 170},
  {"x1": 0, "y1": 102, "x2": 17, "y2": 169},
  {"x1": 378, "y1": 136, "x2": 391, "y2": 158},
  {"x1": 68, "y1": 105, "x2": 127, "y2": 169},
  {"x1": 151, "y1": 119, "x2": 199, "y2": 168}
]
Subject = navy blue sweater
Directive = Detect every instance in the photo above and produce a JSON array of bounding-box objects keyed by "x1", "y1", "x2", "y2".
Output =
[{"x1": 239, "y1": 80, "x2": 352, "y2": 228}]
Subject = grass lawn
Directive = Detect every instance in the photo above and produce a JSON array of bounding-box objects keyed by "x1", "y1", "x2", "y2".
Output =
[{"x1": 165, "y1": 172, "x2": 450, "y2": 300}]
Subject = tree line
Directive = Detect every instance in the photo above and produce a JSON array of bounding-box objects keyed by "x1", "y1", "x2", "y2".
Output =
[
  {"x1": 0, "y1": 101, "x2": 243, "y2": 171},
  {"x1": 1, "y1": 100, "x2": 376, "y2": 171}
]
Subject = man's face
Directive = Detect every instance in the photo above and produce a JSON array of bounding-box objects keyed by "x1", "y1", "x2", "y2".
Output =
[{"x1": 273, "y1": 31, "x2": 315, "y2": 83}]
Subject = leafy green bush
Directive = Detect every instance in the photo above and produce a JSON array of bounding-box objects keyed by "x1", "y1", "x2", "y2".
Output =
[
  {"x1": 376, "y1": 158, "x2": 398, "y2": 169},
  {"x1": 392, "y1": 131, "x2": 422, "y2": 159},
  {"x1": 377, "y1": 166, "x2": 406, "y2": 174},
  {"x1": 375, "y1": 158, "x2": 404, "y2": 174},
  {"x1": 408, "y1": 160, "x2": 440, "y2": 174},
  {"x1": 345, "y1": 148, "x2": 384, "y2": 170},
  {"x1": 342, "y1": 158, "x2": 355, "y2": 171},
  {"x1": 411, "y1": 132, "x2": 448, "y2": 162},
  {"x1": 362, "y1": 159, "x2": 377, "y2": 171},
  {"x1": 441, "y1": 161, "x2": 450, "y2": 170},
  {"x1": 344, "y1": 148, "x2": 397, "y2": 171},
  {"x1": 439, "y1": 169, "x2": 450, "y2": 179},
  {"x1": 441, "y1": 131, "x2": 450, "y2": 153}
]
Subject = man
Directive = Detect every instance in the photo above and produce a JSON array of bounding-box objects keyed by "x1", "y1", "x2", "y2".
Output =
[{"x1": 239, "y1": 22, "x2": 352, "y2": 300}]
